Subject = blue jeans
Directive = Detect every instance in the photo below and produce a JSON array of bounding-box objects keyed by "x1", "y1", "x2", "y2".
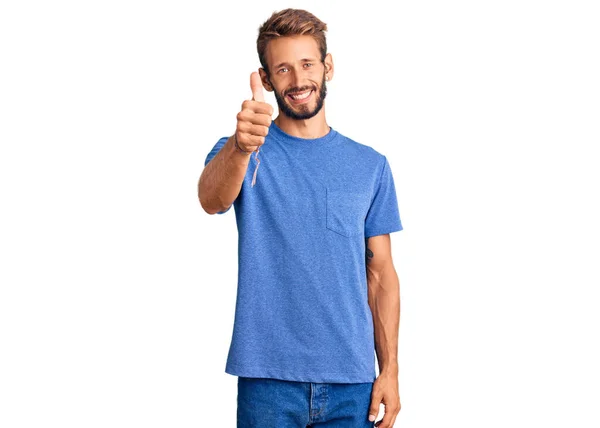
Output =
[{"x1": 237, "y1": 376, "x2": 375, "y2": 427}]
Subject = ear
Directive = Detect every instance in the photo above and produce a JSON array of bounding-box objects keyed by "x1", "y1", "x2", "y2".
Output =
[
  {"x1": 258, "y1": 68, "x2": 274, "y2": 92},
  {"x1": 324, "y1": 53, "x2": 334, "y2": 81}
]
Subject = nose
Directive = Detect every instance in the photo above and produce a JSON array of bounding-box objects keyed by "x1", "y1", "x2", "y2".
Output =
[{"x1": 290, "y1": 67, "x2": 306, "y2": 89}]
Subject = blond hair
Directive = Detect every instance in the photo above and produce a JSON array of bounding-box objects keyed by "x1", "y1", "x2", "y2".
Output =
[{"x1": 257, "y1": 8, "x2": 328, "y2": 75}]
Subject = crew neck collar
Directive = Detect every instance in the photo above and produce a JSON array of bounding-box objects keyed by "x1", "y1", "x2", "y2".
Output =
[{"x1": 269, "y1": 120, "x2": 338, "y2": 144}]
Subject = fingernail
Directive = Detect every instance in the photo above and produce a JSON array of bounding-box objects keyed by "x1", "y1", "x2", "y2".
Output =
[{"x1": 369, "y1": 414, "x2": 376, "y2": 422}]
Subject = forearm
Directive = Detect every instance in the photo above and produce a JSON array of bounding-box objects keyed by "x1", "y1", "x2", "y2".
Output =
[
  {"x1": 368, "y1": 266, "x2": 400, "y2": 375},
  {"x1": 198, "y1": 135, "x2": 252, "y2": 214}
]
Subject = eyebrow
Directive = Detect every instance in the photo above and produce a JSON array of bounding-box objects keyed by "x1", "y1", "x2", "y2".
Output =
[{"x1": 273, "y1": 58, "x2": 318, "y2": 69}]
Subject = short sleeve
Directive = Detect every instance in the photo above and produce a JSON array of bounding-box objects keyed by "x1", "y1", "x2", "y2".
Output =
[
  {"x1": 204, "y1": 136, "x2": 232, "y2": 214},
  {"x1": 364, "y1": 155, "x2": 403, "y2": 238}
]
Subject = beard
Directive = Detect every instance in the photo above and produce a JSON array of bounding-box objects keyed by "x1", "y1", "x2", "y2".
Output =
[{"x1": 270, "y1": 72, "x2": 327, "y2": 120}]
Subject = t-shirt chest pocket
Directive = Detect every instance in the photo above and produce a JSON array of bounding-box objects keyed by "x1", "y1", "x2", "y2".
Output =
[{"x1": 325, "y1": 186, "x2": 371, "y2": 237}]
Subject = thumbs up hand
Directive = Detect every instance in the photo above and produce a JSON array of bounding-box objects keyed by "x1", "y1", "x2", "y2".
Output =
[{"x1": 235, "y1": 72, "x2": 274, "y2": 154}]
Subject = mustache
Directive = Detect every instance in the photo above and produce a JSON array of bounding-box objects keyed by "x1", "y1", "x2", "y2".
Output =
[{"x1": 284, "y1": 85, "x2": 317, "y2": 96}]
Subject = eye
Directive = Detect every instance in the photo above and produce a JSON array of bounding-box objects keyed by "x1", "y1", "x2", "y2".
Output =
[
  {"x1": 278, "y1": 67, "x2": 288, "y2": 73},
  {"x1": 304, "y1": 63, "x2": 313, "y2": 68}
]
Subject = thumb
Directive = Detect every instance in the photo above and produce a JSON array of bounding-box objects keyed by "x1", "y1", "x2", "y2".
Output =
[
  {"x1": 250, "y1": 71, "x2": 265, "y2": 102},
  {"x1": 368, "y1": 395, "x2": 381, "y2": 423}
]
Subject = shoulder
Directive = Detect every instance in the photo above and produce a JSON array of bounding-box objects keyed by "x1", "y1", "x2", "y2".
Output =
[{"x1": 334, "y1": 129, "x2": 387, "y2": 167}]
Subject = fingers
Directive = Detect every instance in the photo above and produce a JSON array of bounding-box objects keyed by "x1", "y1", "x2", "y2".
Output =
[
  {"x1": 369, "y1": 395, "x2": 381, "y2": 425},
  {"x1": 369, "y1": 387, "x2": 400, "y2": 428},
  {"x1": 250, "y1": 71, "x2": 265, "y2": 102},
  {"x1": 235, "y1": 108, "x2": 269, "y2": 151},
  {"x1": 373, "y1": 403, "x2": 400, "y2": 428},
  {"x1": 240, "y1": 100, "x2": 274, "y2": 117},
  {"x1": 238, "y1": 121, "x2": 269, "y2": 137}
]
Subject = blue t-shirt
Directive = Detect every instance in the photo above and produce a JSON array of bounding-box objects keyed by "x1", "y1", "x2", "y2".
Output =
[{"x1": 204, "y1": 120, "x2": 403, "y2": 383}]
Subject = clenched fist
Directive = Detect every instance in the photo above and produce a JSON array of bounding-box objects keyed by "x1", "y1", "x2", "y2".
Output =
[{"x1": 235, "y1": 72, "x2": 274, "y2": 153}]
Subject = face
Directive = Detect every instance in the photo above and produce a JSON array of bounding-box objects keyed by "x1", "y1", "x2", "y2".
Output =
[{"x1": 261, "y1": 35, "x2": 333, "y2": 120}]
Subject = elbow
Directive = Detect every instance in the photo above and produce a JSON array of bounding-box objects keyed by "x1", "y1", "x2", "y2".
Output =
[
  {"x1": 200, "y1": 199, "x2": 219, "y2": 215},
  {"x1": 198, "y1": 184, "x2": 228, "y2": 215},
  {"x1": 198, "y1": 177, "x2": 217, "y2": 215},
  {"x1": 197, "y1": 170, "x2": 233, "y2": 215},
  {"x1": 204, "y1": 202, "x2": 231, "y2": 215},
  {"x1": 198, "y1": 192, "x2": 223, "y2": 215}
]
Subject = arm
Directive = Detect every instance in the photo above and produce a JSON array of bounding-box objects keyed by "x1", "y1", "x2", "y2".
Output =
[
  {"x1": 366, "y1": 233, "x2": 401, "y2": 427},
  {"x1": 198, "y1": 72, "x2": 273, "y2": 215},
  {"x1": 366, "y1": 233, "x2": 400, "y2": 375},
  {"x1": 198, "y1": 135, "x2": 252, "y2": 214}
]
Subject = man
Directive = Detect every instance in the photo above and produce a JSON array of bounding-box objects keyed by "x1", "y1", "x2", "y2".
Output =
[{"x1": 198, "y1": 8, "x2": 403, "y2": 428}]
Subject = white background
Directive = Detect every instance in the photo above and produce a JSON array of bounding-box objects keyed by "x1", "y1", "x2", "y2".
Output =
[{"x1": 1, "y1": 0, "x2": 599, "y2": 427}]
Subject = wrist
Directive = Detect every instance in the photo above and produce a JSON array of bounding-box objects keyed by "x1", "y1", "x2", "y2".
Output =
[
  {"x1": 233, "y1": 133, "x2": 253, "y2": 155},
  {"x1": 379, "y1": 361, "x2": 399, "y2": 375},
  {"x1": 379, "y1": 369, "x2": 399, "y2": 380}
]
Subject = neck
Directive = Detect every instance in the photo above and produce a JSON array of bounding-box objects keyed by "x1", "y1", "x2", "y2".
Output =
[{"x1": 273, "y1": 108, "x2": 330, "y2": 139}]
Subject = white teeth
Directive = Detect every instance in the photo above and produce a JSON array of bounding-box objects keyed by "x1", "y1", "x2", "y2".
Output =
[{"x1": 290, "y1": 90, "x2": 311, "y2": 100}]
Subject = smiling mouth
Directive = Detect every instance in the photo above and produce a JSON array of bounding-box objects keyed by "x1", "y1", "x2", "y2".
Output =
[{"x1": 287, "y1": 89, "x2": 313, "y2": 101}]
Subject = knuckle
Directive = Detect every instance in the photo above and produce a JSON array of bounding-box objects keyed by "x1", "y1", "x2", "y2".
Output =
[
  {"x1": 250, "y1": 113, "x2": 261, "y2": 124},
  {"x1": 255, "y1": 114, "x2": 267, "y2": 126}
]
